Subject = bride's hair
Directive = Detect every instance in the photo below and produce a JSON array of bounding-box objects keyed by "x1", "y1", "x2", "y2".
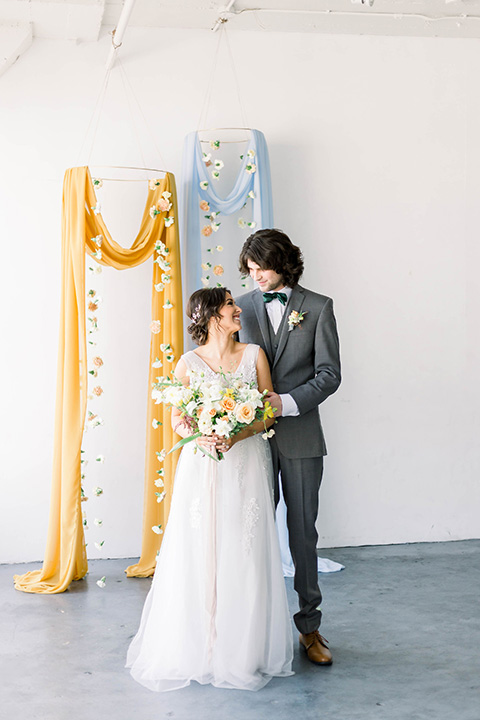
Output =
[
  {"x1": 187, "y1": 287, "x2": 232, "y2": 346},
  {"x1": 238, "y1": 228, "x2": 304, "y2": 287}
]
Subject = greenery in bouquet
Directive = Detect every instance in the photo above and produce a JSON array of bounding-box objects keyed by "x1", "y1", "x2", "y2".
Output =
[{"x1": 152, "y1": 369, "x2": 275, "y2": 461}]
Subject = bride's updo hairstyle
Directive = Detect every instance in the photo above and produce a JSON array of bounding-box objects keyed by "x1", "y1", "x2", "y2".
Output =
[{"x1": 187, "y1": 287, "x2": 232, "y2": 346}]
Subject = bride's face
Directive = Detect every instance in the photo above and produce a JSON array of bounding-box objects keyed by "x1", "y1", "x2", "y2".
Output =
[{"x1": 213, "y1": 293, "x2": 242, "y2": 335}]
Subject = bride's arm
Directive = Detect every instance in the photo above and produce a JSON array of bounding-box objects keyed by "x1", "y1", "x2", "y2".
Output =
[
  {"x1": 217, "y1": 348, "x2": 275, "y2": 451},
  {"x1": 170, "y1": 359, "x2": 219, "y2": 452}
]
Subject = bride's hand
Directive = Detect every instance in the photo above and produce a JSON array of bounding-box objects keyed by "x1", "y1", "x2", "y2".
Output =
[
  {"x1": 196, "y1": 434, "x2": 219, "y2": 453},
  {"x1": 214, "y1": 436, "x2": 234, "y2": 453}
]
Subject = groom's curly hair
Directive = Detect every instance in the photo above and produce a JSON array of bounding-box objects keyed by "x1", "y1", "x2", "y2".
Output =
[
  {"x1": 187, "y1": 287, "x2": 232, "y2": 346},
  {"x1": 238, "y1": 229, "x2": 304, "y2": 287}
]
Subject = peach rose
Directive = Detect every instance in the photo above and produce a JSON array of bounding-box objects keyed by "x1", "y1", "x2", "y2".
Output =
[
  {"x1": 202, "y1": 225, "x2": 213, "y2": 237},
  {"x1": 92, "y1": 356, "x2": 103, "y2": 368},
  {"x1": 93, "y1": 386, "x2": 103, "y2": 397},
  {"x1": 199, "y1": 200, "x2": 210, "y2": 212},
  {"x1": 213, "y1": 265, "x2": 224, "y2": 276},
  {"x1": 221, "y1": 396, "x2": 236, "y2": 413},
  {"x1": 158, "y1": 198, "x2": 171, "y2": 213},
  {"x1": 234, "y1": 402, "x2": 255, "y2": 424},
  {"x1": 150, "y1": 320, "x2": 161, "y2": 334},
  {"x1": 88, "y1": 301, "x2": 98, "y2": 312}
]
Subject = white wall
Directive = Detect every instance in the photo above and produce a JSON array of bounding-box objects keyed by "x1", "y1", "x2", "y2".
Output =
[{"x1": 1, "y1": 27, "x2": 479, "y2": 563}]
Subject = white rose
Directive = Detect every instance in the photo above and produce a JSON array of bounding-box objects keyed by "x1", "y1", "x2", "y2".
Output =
[
  {"x1": 198, "y1": 411, "x2": 213, "y2": 435},
  {"x1": 234, "y1": 402, "x2": 256, "y2": 425}
]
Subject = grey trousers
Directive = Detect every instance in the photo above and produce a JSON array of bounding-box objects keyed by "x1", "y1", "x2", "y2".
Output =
[{"x1": 270, "y1": 437, "x2": 324, "y2": 634}]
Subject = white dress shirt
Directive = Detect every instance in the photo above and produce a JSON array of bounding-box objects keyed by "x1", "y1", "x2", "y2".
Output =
[{"x1": 264, "y1": 287, "x2": 300, "y2": 418}]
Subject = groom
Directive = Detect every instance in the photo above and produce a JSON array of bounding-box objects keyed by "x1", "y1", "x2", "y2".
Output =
[{"x1": 236, "y1": 228, "x2": 341, "y2": 666}]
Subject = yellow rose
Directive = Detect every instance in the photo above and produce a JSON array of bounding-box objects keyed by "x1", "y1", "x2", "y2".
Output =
[{"x1": 235, "y1": 402, "x2": 255, "y2": 425}]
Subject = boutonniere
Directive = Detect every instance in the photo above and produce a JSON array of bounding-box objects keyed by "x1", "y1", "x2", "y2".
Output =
[{"x1": 288, "y1": 310, "x2": 307, "y2": 331}]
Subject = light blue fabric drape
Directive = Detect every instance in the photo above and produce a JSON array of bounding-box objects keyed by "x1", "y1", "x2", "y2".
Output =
[{"x1": 180, "y1": 129, "x2": 273, "y2": 306}]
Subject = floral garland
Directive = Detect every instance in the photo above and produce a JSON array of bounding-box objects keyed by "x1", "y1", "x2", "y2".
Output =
[
  {"x1": 148, "y1": 183, "x2": 178, "y2": 545},
  {"x1": 82, "y1": 217, "x2": 107, "y2": 588},
  {"x1": 198, "y1": 143, "x2": 258, "y2": 291}
]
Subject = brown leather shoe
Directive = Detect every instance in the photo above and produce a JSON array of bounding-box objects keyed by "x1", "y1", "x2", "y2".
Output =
[{"x1": 299, "y1": 631, "x2": 333, "y2": 665}]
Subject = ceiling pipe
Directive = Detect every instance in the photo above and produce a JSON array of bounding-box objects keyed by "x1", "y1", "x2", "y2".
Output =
[
  {"x1": 105, "y1": 0, "x2": 138, "y2": 71},
  {"x1": 212, "y1": 0, "x2": 236, "y2": 32}
]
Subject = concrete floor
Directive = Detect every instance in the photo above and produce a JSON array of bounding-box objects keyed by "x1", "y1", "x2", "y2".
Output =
[{"x1": 1, "y1": 540, "x2": 479, "y2": 720}]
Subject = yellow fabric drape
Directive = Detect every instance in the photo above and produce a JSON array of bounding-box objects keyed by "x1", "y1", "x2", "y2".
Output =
[{"x1": 14, "y1": 167, "x2": 183, "y2": 593}]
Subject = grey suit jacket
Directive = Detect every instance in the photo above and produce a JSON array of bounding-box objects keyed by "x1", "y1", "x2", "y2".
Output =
[{"x1": 236, "y1": 284, "x2": 341, "y2": 459}]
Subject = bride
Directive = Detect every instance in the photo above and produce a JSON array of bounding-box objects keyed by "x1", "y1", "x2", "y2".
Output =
[{"x1": 126, "y1": 287, "x2": 294, "y2": 692}]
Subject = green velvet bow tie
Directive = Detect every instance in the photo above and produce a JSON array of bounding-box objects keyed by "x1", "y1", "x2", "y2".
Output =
[{"x1": 263, "y1": 291, "x2": 287, "y2": 306}]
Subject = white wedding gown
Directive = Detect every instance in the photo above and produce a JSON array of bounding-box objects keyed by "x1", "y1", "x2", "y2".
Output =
[{"x1": 126, "y1": 344, "x2": 294, "y2": 692}]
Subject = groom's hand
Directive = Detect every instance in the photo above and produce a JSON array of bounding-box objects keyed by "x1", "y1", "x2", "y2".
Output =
[{"x1": 265, "y1": 392, "x2": 283, "y2": 417}]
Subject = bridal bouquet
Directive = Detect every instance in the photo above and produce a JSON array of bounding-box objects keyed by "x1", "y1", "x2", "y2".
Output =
[{"x1": 152, "y1": 370, "x2": 275, "y2": 460}]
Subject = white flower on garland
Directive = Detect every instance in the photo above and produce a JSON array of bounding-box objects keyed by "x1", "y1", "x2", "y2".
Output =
[
  {"x1": 156, "y1": 449, "x2": 167, "y2": 462},
  {"x1": 202, "y1": 153, "x2": 212, "y2": 164},
  {"x1": 216, "y1": 245, "x2": 223, "y2": 252},
  {"x1": 89, "y1": 265, "x2": 102, "y2": 275},
  {"x1": 247, "y1": 220, "x2": 257, "y2": 229},
  {"x1": 160, "y1": 343, "x2": 172, "y2": 353},
  {"x1": 214, "y1": 159, "x2": 224, "y2": 170},
  {"x1": 238, "y1": 218, "x2": 247, "y2": 229},
  {"x1": 156, "y1": 257, "x2": 171, "y2": 271},
  {"x1": 96, "y1": 576, "x2": 106, "y2": 588},
  {"x1": 211, "y1": 222, "x2": 221, "y2": 232},
  {"x1": 152, "y1": 419, "x2": 162, "y2": 429},
  {"x1": 155, "y1": 239, "x2": 167, "y2": 254},
  {"x1": 93, "y1": 249, "x2": 102, "y2": 260},
  {"x1": 201, "y1": 277, "x2": 209, "y2": 287},
  {"x1": 154, "y1": 477, "x2": 164, "y2": 488},
  {"x1": 91, "y1": 203, "x2": 101, "y2": 215},
  {"x1": 94, "y1": 541, "x2": 105, "y2": 550},
  {"x1": 248, "y1": 190, "x2": 256, "y2": 199},
  {"x1": 156, "y1": 491, "x2": 166, "y2": 503},
  {"x1": 245, "y1": 163, "x2": 256, "y2": 174},
  {"x1": 163, "y1": 300, "x2": 173, "y2": 309},
  {"x1": 166, "y1": 353, "x2": 175, "y2": 363},
  {"x1": 164, "y1": 217, "x2": 175, "y2": 228},
  {"x1": 92, "y1": 486, "x2": 103, "y2": 496},
  {"x1": 161, "y1": 273, "x2": 171, "y2": 284},
  {"x1": 154, "y1": 282, "x2": 165, "y2": 293},
  {"x1": 211, "y1": 171, "x2": 220, "y2": 181},
  {"x1": 94, "y1": 518, "x2": 103, "y2": 526},
  {"x1": 93, "y1": 235, "x2": 103, "y2": 247},
  {"x1": 152, "y1": 357, "x2": 163, "y2": 368},
  {"x1": 247, "y1": 149, "x2": 256, "y2": 159},
  {"x1": 149, "y1": 178, "x2": 161, "y2": 190},
  {"x1": 157, "y1": 468, "x2": 165, "y2": 477},
  {"x1": 92, "y1": 177, "x2": 103, "y2": 188},
  {"x1": 152, "y1": 525, "x2": 164, "y2": 534},
  {"x1": 200, "y1": 181, "x2": 209, "y2": 190},
  {"x1": 95, "y1": 455, "x2": 105, "y2": 464}
]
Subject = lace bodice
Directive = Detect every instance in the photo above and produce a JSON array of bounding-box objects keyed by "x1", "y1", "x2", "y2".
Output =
[{"x1": 181, "y1": 344, "x2": 260, "y2": 387}]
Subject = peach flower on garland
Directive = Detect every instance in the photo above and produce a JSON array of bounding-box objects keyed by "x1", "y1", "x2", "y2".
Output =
[
  {"x1": 92, "y1": 356, "x2": 103, "y2": 368},
  {"x1": 199, "y1": 200, "x2": 210, "y2": 212},
  {"x1": 213, "y1": 264, "x2": 224, "y2": 276},
  {"x1": 150, "y1": 320, "x2": 161, "y2": 334},
  {"x1": 158, "y1": 197, "x2": 172, "y2": 213},
  {"x1": 88, "y1": 301, "x2": 98, "y2": 312},
  {"x1": 93, "y1": 386, "x2": 104, "y2": 397},
  {"x1": 202, "y1": 225, "x2": 213, "y2": 237}
]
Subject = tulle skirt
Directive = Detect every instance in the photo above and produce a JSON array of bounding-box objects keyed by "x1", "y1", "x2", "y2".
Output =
[{"x1": 126, "y1": 434, "x2": 294, "y2": 692}]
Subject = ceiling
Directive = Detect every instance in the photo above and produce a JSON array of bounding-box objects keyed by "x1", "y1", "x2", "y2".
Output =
[{"x1": 2, "y1": 0, "x2": 480, "y2": 43}]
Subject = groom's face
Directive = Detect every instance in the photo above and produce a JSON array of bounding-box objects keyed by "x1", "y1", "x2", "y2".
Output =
[{"x1": 247, "y1": 260, "x2": 285, "y2": 292}]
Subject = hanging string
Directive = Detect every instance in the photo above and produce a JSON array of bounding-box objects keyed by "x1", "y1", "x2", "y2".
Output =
[
  {"x1": 222, "y1": 24, "x2": 249, "y2": 130},
  {"x1": 118, "y1": 57, "x2": 169, "y2": 172},
  {"x1": 197, "y1": 26, "x2": 224, "y2": 131},
  {"x1": 76, "y1": 66, "x2": 112, "y2": 166},
  {"x1": 118, "y1": 61, "x2": 148, "y2": 171}
]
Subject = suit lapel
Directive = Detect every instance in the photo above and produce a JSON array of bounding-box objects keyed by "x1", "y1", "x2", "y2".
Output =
[
  {"x1": 273, "y1": 285, "x2": 306, "y2": 370},
  {"x1": 252, "y1": 290, "x2": 274, "y2": 364}
]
